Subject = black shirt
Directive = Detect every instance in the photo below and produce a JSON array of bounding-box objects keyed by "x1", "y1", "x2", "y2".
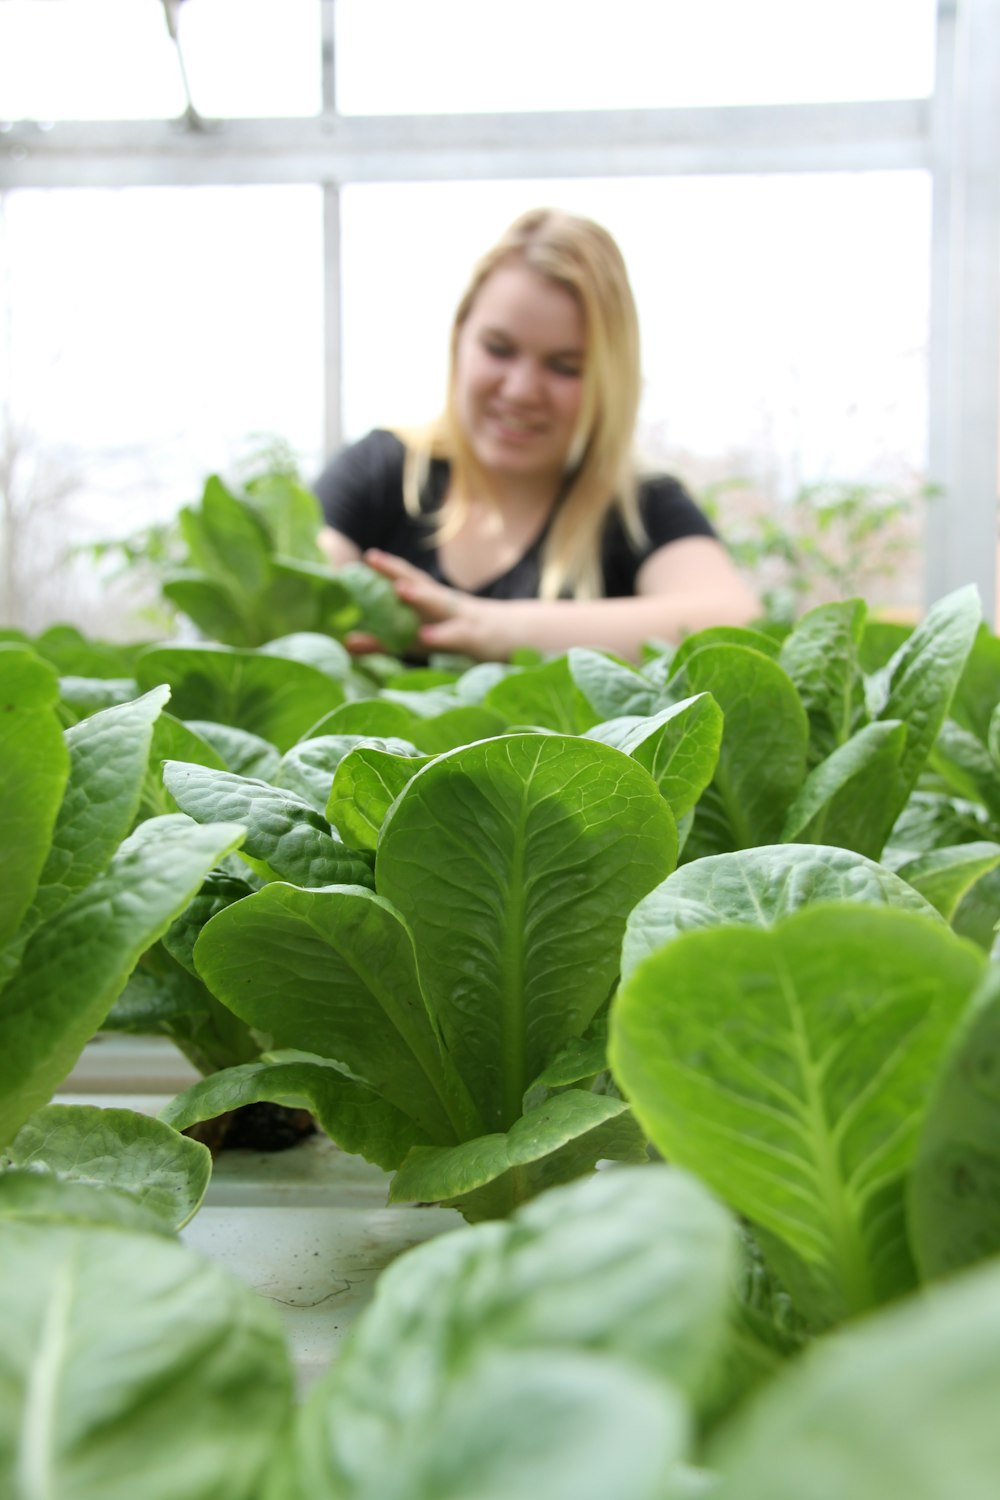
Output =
[{"x1": 314, "y1": 428, "x2": 716, "y2": 600}]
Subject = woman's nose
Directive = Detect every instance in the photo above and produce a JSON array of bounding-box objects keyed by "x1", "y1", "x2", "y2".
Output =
[{"x1": 500, "y1": 357, "x2": 543, "y2": 402}]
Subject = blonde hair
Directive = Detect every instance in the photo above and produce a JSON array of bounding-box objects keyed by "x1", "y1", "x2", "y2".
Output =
[{"x1": 402, "y1": 208, "x2": 643, "y2": 600}]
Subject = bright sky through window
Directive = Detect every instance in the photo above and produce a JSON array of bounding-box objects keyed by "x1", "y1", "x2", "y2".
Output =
[{"x1": 0, "y1": 0, "x2": 936, "y2": 122}]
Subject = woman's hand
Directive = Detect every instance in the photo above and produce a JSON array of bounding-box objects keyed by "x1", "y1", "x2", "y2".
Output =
[
  {"x1": 349, "y1": 549, "x2": 510, "y2": 661},
  {"x1": 347, "y1": 539, "x2": 761, "y2": 663}
]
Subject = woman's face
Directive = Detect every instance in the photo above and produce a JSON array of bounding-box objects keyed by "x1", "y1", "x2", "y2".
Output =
[{"x1": 453, "y1": 261, "x2": 587, "y2": 491}]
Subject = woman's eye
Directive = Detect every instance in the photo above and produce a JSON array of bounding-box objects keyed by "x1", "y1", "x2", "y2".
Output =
[
  {"x1": 483, "y1": 340, "x2": 512, "y2": 358},
  {"x1": 550, "y1": 360, "x2": 583, "y2": 378}
]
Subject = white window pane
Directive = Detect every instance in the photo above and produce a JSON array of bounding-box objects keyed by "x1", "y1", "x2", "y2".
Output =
[
  {"x1": 336, "y1": 0, "x2": 936, "y2": 115},
  {"x1": 340, "y1": 175, "x2": 930, "y2": 499},
  {"x1": 0, "y1": 0, "x2": 320, "y2": 123},
  {"x1": 178, "y1": 0, "x2": 321, "y2": 120},
  {"x1": 0, "y1": 0, "x2": 181, "y2": 121},
  {"x1": 2, "y1": 185, "x2": 324, "y2": 631}
]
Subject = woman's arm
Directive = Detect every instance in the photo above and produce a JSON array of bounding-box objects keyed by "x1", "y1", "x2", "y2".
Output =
[
  {"x1": 633, "y1": 535, "x2": 761, "y2": 634},
  {"x1": 360, "y1": 538, "x2": 759, "y2": 662}
]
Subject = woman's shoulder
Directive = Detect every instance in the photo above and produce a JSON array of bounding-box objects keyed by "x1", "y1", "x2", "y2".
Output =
[
  {"x1": 633, "y1": 466, "x2": 701, "y2": 505},
  {"x1": 314, "y1": 427, "x2": 406, "y2": 503},
  {"x1": 599, "y1": 467, "x2": 717, "y2": 596},
  {"x1": 633, "y1": 469, "x2": 717, "y2": 542},
  {"x1": 313, "y1": 428, "x2": 412, "y2": 542},
  {"x1": 334, "y1": 426, "x2": 407, "y2": 477}
]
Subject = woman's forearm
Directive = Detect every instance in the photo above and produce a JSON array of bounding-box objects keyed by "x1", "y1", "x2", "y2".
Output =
[{"x1": 426, "y1": 590, "x2": 759, "y2": 661}]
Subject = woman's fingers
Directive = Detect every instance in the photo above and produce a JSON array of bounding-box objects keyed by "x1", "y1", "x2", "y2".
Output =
[
  {"x1": 344, "y1": 629, "x2": 430, "y2": 660},
  {"x1": 394, "y1": 580, "x2": 456, "y2": 624},
  {"x1": 364, "y1": 548, "x2": 459, "y2": 624},
  {"x1": 344, "y1": 630, "x2": 390, "y2": 655},
  {"x1": 418, "y1": 622, "x2": 483, "y2": 655},
  {"x1": 363, "y1": 548, "x2": 425, "y2": 584},
  {"x1": 360, "y1": 549, "x2": 503, "y2": 660}
]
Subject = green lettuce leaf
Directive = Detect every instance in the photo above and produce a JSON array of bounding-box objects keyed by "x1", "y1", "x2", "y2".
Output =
[
  {"x1": 0, "y1": 646, "x2": 69, "y2": 955},
  {"x1": 0, "y1": 814, "x2": 245, "y2": 1148},
  {"x1": 908, "y1": 964, "x2": 1000, "y2": 1277},
  {"x1": 163, "y1": 761, "x2": 375, "y2": 888},
  {"x1": 671, "y1": 644, "x2": 809, "y2": 858},
  {"x1": 711, "y1": 1254, "x2": 1000, "y2": 1500},
  {"x1": 377, "y1": 735, "x2": 676, "y2": 1133},
  {"x1": 621, "y1": 842, "x2": 940, "y2": 978},
  {"x1": 135, "y1": 643, "x2": 345, "y2": 752},
  {"x1": 0, "y1": 1221, "x2": 292, "y2": 1500},
  {"x1": 6, "y1": 1103, "x2": 211, "y2": 1230},
  {"x1": 611, "y1": 903, "x2": 985, "y2": 1326}
]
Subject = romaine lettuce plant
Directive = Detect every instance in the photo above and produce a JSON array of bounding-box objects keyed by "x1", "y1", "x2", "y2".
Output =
[
  {"x1": 163, "y1": 734, "x2": 678, "y2": 1219},
  {"x1": 116, "y1": 681, "x2": 715, "y2": 1093},
  {"x1": 611, "y1": 877, "x2": 994, "y2": 1331},
  {"x1": 9, "y1": 1131, "x2": 1000, "y2": 1500},
  {"x1": 887, "y1": 621, "x2": 1000, "y2": 948},
  {"x1": 152, "y1": 470, "x2": 419, "y2": 653},
  {"x1": 668, "y1": 586, "x2": 982, "y2": 864},
  {"x1": 0, "y1": 642, "x2": 245, "y2": 1148}
]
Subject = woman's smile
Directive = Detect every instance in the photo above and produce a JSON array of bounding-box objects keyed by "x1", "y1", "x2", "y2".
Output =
[{"x1": 487, "y1": 409, "x2": 549, "y2": 441}]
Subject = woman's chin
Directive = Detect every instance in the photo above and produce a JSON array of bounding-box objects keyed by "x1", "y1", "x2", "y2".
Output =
[{"x1": 473, "y1": 436, "x2": 565, "y2": 485}]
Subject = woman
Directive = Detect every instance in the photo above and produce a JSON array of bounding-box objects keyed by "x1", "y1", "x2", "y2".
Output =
[{"x1": 315, "y1": 207, "x2": 758, "y2": 661}]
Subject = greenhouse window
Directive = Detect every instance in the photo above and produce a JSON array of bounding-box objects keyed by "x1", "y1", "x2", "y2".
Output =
[{"x1": 334, "y1": 0, "x2": 936, "y2": 116}]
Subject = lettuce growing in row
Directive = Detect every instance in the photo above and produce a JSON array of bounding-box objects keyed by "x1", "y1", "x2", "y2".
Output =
[
  {"x1": 10, "y1": 578, "x2": 1000, "y2": 1494},
  {"x1": 8, "y1": 1145, "x2": 1000, "y2": 1499},
  {"x1": 266, "y1": 1162, "x2": 1000, "y2": 1498},
  {"x1": 23, "y1": 586, "x2": 1000, "y2": 1180},
  {"x1": 54, "y1": 589, "x2": 995, "y2": 1174}
]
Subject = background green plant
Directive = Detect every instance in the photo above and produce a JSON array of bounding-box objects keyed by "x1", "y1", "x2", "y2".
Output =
[
  {"x1": 87, "y1": 458, "x2": 417, "y2": 654},
  {"x1": 701, "y1": 475, "x2": 935, "y2": 624}
]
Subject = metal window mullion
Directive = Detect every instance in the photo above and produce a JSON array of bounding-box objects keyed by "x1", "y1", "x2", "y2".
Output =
[
  {"x1": 321, "y1": 1, "x2": 341, "y2": 459},
  {"x1": 926, "y1": 1, "x2": 957, "y2": 607},
  {"x1": 0, "y1": 101, "x2": 930, "y2": 190},
  {"x1": 322, "y1": 184, "x2": 342, "y2": 460},
  {"x1": 926, "y1": 0, "x2": 1000, "y2": 621},
  {"x1": 321, "y1": 0, "x2": 336, "y2": 116}
]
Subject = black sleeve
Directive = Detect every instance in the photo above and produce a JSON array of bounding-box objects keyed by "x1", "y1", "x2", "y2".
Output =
[
  {"x1": 312, "y1": 429, "x2": 407, "y2": 551},
  {"x1": 637, "y1": 474, "x2": 717, "y2": 550},
  {"x1": 600, "y1": 474, "x2": 718, "y2": 597}
]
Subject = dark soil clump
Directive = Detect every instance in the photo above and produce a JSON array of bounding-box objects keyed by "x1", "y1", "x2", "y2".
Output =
[{"x1": 183, "y1": 1102, "x2": 317, "y2": 1154}]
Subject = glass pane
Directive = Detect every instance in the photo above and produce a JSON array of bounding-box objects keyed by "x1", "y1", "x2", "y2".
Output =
[
  {"x1": 179, "y1": 0, "x2": 321, "y2": 120},
  {"x1": 0, "y1": 0, "x2": 320, "y2": 123},
  {"x1": 336, "y1": 0, "x2": 937, "y2": 115},
  {"x1": 1, "y1": 186, "x2": 323, "y2": 634},
  {"x1": 340, "y1": 175, "x2": 930, "y2": 611}
]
